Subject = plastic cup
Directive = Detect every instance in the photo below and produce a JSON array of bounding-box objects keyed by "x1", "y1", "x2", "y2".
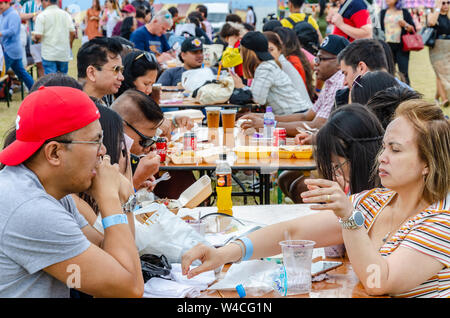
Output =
[
  {"x1": 221, "y1": 109, "x2": 237, "y2": 130},
  {"x1": 205, "y1": 107, "x2": 221, "y2": 129},
  {"x1": 152, "y1": 83, "x2": 162, "y2": 104},
  {"x1": 279, "y1": 240, "x2": 316, "y2": 295},
  {"x1": 186, "y1": 219, "x2": 207, "y2": 236}
]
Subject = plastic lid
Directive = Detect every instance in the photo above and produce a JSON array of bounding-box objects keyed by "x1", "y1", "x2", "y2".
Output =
[
  {"x1": 266, "y1": 106, "x2": 272, "y2": 112},
  {"x1": 236, "y1": 284, "x2": 246, "y2": 298}
]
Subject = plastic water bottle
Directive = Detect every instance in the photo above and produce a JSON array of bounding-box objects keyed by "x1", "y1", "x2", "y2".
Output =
[
  {"x1": 235, "y1": 283, "x2": 272, "y2": 298},
  {"x1": 263, "y1": 106, "x2": 275, "y2": 139},
  {"x1": 215, "y1": 153, "x2": 232, "y2": 216}
]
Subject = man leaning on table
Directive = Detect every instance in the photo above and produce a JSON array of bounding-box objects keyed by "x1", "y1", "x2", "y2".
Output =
[
  {"x1": 0, "y1": 87, "x2": 144, "y2": 297},
  {"x1": 157, "y1": 36, "x2": 217, "y2": 87}
]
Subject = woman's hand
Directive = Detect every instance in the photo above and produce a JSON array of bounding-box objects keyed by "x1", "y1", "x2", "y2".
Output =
[
  {"x1": 294, "y1": 132, "x2": 313, "y2": 145},
  {"x1": 230, "y1": 71, "x2": 245, "y2": 89},
  {"x1": 174, "y1": 115, "x2": 194, "y2": 131},
  {"x1": 301, "y1": 178, "x2": 353, "y2": 220},
  {"x1": 399, "y1": 20, "x2": 415, "y2": 32},
  {"x1": 181, "y1": 243, "x2": 226, "y2": 279}
]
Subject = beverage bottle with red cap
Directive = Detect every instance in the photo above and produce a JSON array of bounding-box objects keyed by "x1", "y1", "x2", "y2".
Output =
[{"x1": 215, "y1": 153, "x2": 232, "y2": 216}]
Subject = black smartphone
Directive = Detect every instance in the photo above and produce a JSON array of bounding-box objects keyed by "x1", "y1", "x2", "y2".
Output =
[
  {"x1": 311, "y1": 261, "x2": 343, "y2": 277},
  {"x1": 162, "y1": 88, "x2": 184, "y2": 92}
]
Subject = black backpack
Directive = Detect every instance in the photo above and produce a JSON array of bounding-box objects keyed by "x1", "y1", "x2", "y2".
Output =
[{"x1": 286, "y1": 15, "x2": 319, "y2": 56}]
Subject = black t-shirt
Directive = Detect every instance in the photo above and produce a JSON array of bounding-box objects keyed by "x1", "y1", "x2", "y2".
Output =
[{"x1": 435, "y1": 14, "x2": 450, "y2": 38}]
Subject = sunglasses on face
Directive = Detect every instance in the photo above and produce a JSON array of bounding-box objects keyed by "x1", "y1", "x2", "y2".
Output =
[
  {"x1": 95, "y1": 64, "x2": 124, "y2": 75},
  {"x1": 124, "y1": 120, "x2": 159, "y2": 148},
  {"x1": 134, "y1": 51, "x2": 157, "y2": 64}
]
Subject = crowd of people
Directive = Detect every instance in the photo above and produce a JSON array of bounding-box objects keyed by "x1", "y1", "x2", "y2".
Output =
[{"x1": 0, "y1": 0, "x2": 449, "y2": 299}]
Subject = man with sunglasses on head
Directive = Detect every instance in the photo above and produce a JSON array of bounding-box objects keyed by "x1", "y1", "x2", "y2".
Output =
[
  {"x1": 0, "y1": 87, "x2": 144, "y2": 297},
  {"x1": 111, "y1": 89, "x2": 164, "y2": 192},
  {"x1": 77, "y1": 37, "x2": 125, "y2": 107}
]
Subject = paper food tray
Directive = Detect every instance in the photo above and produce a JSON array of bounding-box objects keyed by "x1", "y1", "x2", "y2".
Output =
[
  {"x1": 164, "y1": 109, "x2": 205, "y2": 124},
  {"x1": 168, "y1": 153, "x2": 203, "y2": 165},
  {"x1": 178, "y1": 174, "x2": 212, "y2": 208}
]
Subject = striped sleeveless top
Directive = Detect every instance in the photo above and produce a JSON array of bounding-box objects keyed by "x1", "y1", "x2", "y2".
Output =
[{"x1": 350, "y1": 188, "x2": 450, "y2": 298}]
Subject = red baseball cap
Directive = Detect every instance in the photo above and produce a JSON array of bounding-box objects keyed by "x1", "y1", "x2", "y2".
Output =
[
  {"x1": 0, "y1": 86, "x2": 100, "y2": 166},
  {"x1": 122, "y1": 4, "x2": 136, "y2": 13}
]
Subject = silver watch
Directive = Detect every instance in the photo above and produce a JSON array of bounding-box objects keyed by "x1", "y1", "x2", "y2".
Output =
[
  {"x1": 122, "y1": 194, "x2": 137, "y2": 213},
  {"x1": 339, "y1": 210, "x2": 365, "y2": 230}
]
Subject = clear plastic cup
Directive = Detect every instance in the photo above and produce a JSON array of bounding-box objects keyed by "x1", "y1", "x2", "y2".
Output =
[
  {"x1": 220, "y1": 109, "x2": 237, "y2": 130},
  {"x1": 278, "y1": 240, "x2": 316, "y2": 295},
  {"x1": 205, "y1": 107, "x2": 221, "y2": 129},
  {"x1": 186, "y1": 219, "x2": 207, "y2": 236}
]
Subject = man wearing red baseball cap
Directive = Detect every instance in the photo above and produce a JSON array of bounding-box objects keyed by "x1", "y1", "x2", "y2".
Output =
[{"x1": 0, "y1": 86, "x2": 144, "y2": 298}]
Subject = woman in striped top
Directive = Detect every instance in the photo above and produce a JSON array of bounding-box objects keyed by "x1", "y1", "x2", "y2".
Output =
[{"x1": 181, "y1": 100, "x2": 449, "y2": 298}]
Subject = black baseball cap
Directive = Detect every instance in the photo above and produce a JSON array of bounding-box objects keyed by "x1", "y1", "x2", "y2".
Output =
[
  {"x1": 319, "y1": 35, "x2": 350, "y2": 56},
  {"x1": 262, "y1": 20, "x2": 282, "y2": 32},
  {"x1": 240, "y1": 31, "x2": 274, "y2": 62},
  {"x1": 181, "y1": 37, "x2": 203, "y2": 53}
]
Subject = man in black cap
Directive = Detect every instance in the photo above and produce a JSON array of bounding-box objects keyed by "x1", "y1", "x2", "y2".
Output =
[{"x1": 156, "y1": 36, "x2": 216, "y2": 86}]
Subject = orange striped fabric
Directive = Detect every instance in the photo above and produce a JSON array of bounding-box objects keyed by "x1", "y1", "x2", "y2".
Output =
[{"x1": 350, "y1": 188, "x2": 450, "y2": 298}]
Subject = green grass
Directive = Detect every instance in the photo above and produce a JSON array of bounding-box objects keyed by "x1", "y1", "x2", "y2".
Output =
[{"x1": 0, "y1": 42, "x2": 448, "y2": 205}]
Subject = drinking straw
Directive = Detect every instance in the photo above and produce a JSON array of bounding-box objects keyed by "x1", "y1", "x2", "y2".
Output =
[{"x1": 216, "y1": 63, "x2": 222, "y2": 81}]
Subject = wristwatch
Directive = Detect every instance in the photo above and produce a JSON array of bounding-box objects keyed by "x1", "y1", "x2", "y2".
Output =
[
  {"x1": 122, "y1": 194, "x2": 137, "y2": 213},
  {"x1": 339, "y1": 210, "x2": 365, "y2": 230}
]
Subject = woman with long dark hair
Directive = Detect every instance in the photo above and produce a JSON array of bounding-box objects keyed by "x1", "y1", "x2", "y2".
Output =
[
  {"x1": 273, "y1": 26, "x2": 315, "y2": 101},
  {"x1": 120, "y1": 16, "x2": 138, "y2": 40},
  {"x1": 314, "y1": 104, "x2": 384, "y2": 195},
  {"x1": 116, "y1": 49, "x2": 159, "y2": 97}
]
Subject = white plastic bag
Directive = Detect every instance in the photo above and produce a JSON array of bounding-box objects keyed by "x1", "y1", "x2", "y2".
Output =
[
  {"x1": 181, "y1": 68, "x2": 214, "y2": 93},
  {"x1": 134, "y1": 204, "x2": 211, "y2": 263},
  {"x1": 195, "y1": 76, "x2": 235, "y2": 105},
  {"x1": 93, "y1": 203, "x2": 211, "y2": 264}
]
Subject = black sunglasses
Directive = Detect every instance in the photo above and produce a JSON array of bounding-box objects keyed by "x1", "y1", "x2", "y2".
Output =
[
  {"x1": 134, "y1": 51, "x2": 158, "y2": 65},
  {"x1": 124, "y1": 120, "x2": 158, "y2": 148}
]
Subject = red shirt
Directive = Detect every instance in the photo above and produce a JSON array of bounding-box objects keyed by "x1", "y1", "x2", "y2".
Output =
[
  {"x1": 234, "y1": 40, "x2": 243, "y2": 78},
  {"x1": 287, "y1": 55, "x2": 306, "y2": 86},
  {"x1": 332, "y1": 0, "x2": 371, "y2": 42}
]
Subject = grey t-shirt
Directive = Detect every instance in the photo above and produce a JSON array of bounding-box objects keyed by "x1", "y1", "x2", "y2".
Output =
[{"x1": 0, "y1": 165, "x2": 90, "y2": 298}]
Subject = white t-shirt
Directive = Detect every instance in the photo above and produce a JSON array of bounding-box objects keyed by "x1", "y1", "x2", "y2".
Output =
[
  {"x1": 34, "y1": 5, "x2": 75, "y2": 62},
  {"x1": 103, "y1": 9, "x2": 120, "y2": 38}
]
